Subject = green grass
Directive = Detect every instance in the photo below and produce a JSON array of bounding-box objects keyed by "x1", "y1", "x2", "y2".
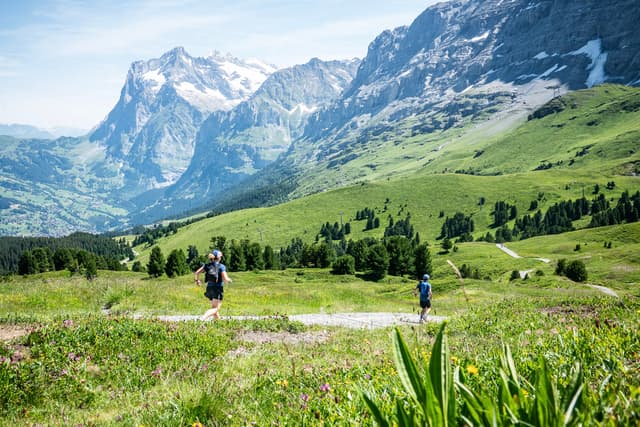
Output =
[
  {"x1": 132, "y1": 170, "x2": 640, "y2": 267},
  {"x1": 127, "y1": 85, "x2": 640, "y2": 269},
  {"x1": 1, "y1": 278, "x2": 637, "y2": 425}
]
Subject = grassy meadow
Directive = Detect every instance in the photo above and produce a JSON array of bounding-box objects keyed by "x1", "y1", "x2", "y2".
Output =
[
  {"x1": 2, "y1": 221, "x2": 639, "y2": 425},
  {"x1": 2, "y1": 85, "x2": 639, "y2": 425},
  {"x1": 1, "y1": 273, "x2": 637, "y2": 425}
]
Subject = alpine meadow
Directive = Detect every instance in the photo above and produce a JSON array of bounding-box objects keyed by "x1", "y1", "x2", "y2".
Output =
[{"x1": 1, "y1": 0, "x2": 640, "y2": 425}]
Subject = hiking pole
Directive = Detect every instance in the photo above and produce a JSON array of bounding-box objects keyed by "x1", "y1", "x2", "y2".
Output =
[{"x1": 447, "y1": 259, "x2": 470, "y2": 304}]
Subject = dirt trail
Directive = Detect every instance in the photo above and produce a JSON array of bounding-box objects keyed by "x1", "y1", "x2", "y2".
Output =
[
  {"x1": 150, "y1": 312, "x2": 447, "y2": 329},
  {"x1": 496, "y1": 244, "x2": 618, "y2": 297}
]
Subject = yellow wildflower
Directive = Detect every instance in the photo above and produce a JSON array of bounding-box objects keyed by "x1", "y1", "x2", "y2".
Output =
[{"x1": 466, "y1": 365, "x2": 479, "y2": 375}]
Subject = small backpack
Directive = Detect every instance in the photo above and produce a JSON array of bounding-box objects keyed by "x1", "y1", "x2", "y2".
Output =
[{"x1": 204, "y1": 261, "x2": 219, "y2": 284}]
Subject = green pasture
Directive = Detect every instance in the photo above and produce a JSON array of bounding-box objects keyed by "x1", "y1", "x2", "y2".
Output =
[
  {"x1": 132, "y1": 171, "x2": 639, "y2": 266},
  {"x1": 1, "y1": 274, "x2": 637, "y2": 425}
]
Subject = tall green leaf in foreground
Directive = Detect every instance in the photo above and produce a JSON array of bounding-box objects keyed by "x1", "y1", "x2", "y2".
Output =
[
  {"x1": 362, "y1": 323, "x2": 457, "y2": 426},
  {"x1": 362, "y1": 324, "x2": 587, "y2": 426}
]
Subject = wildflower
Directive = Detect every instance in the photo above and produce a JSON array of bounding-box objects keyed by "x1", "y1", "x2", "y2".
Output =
[
  {"x1": 300, "y1": 393, "x2": 310, "y2": 402},
  {"x1": 151, "y1": 367, "x2": 162, "y2": 377},
  {"x1": 319, "y1": 383, "x2": 331, "y2": 392},
  {"x1": 63, "y1": 319, "x2": 74, "y2": 328},
  {"x1": 276, "y1": 379, "x2": 289, "y2": 388},
  {"x1": 364, "y1": 373, "x2": 372, "y2": 380},
  {"x1": 466, "y1": 365, "x2": 479, "y2": 375},
  {"x1": 450, "y1": 356, "x2": 458, "y2": 364}
]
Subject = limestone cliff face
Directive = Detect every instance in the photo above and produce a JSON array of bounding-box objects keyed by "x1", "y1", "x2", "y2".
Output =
[
  {"x1": 89, "y1": 47, "x2": 275, "y2": 196},
  {"x1": 305, "y1": 0, "x2": 640, "y2": 140},
  {"x1": 139, "y1": 58, "x2": 360, "y2": 219}
]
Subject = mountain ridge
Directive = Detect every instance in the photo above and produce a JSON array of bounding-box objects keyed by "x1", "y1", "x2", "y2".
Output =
[{"x1": 1, "y1": 0, "x2": 640, "y2": 236}]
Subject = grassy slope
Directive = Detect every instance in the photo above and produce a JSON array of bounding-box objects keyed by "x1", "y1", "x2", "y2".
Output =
[{"x1": 132, "y1": 86, "x2": 640, "y2": 282}]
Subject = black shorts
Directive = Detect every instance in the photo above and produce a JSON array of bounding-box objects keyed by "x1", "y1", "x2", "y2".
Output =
[
  {"x1": 204, "y1": 284, "x2": 224, "y2": 301},
  {"x1": 420, "y1": 299, "x2": 431, "y2": 309}
]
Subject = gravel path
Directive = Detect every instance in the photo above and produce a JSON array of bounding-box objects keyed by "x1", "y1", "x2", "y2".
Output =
[
  {"x1": 147, "y1": 312, "x2": 447, "y2": 329},
  {"x1": 496, "y1": 244, "x2": 618, "y2": 297}
]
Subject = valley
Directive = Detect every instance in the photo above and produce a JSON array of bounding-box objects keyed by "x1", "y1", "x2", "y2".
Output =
[{"x1": 1, "y1": 1, "x2": 639, "y2": 423}]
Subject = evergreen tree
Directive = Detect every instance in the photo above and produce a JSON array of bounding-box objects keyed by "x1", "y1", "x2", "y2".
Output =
[
  {"x1": 565, "y1": 260, "x2": 588, "y2": 282},
  {"x1": 131, "y1": 261, "x2": 145, "y2": 273},
  {"x1": 227, "y1": 240, "x2": 246, "y2": 271},
  {"x1": 186, "y1": 245, "x2": 199, "y2": 265},
  {"x1": 346, "y1": 239, "x2": 369, "y2": 272},
  {"x1": 367, "y1": 244, "x2": 389, "y2": 281},
  {"x1": 315, "y1": 243, "x2": 335, "y2": 268},
  {"x1": 209, "y1": 236, "x2": 227, "y2": 253},
  {"x1": 331, "y1": 255, "x2": 355, "y2": 275},
  {"x1": 53, "y1": 248, "x2": 74, "y2": 271},
  {"x1": 413, "y1": 243, "x2": 432, "y2": 279},
  {"x1": 165, "y1": 249, "x2": 189, "y2": 278},
  {"x1": 245, "y1": 242, "x2": 264, "y2": 270},
  {"x1": 441, "y1": 237, "x2": 452, "y2": 253},
  {"x1": 385, "y1": 236, "x2": 413, "y2": 276},
  {"x1": 18, "y1": 251, "x2": 37, "y2": 275},
  {"x1": 263, "y1": 245, "x2": 277, "y2": 270},
  {"x1": 147, "y1": 246, "x2": 165, "y2": 278},
  {"x1": 84, "y1": 256, "x2": 97, "y2": 280},
  {"x1": 31, "y1": 247, "x2": 53, "y2": 273}
]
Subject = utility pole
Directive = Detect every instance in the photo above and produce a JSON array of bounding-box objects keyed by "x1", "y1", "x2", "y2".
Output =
[{"x1": 339, "y1": 211, "x2": 344, "y2": 226}]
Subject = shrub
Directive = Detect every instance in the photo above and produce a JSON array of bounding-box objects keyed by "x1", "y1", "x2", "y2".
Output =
[
  {"x1": 565, "y1": 260, "x2": 588, "y2": 282},
  {"x1": 331, "y1": 255, "x2": 355, "y2": 275}
]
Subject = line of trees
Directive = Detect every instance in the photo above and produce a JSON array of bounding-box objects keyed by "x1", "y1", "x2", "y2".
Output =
[
  {"x1": 589, "y1": 190, "x2": 640, "y2": 227},
  {"x1": 476, "y1": 191, "x2": 638, "y2": 244},
  {"x1": 17, "y1": 246, "x2": 127, "y2": 279},
  {"x1": 1, "y1": 232, "x2": 134, "y2": 275},
  {"x1": 438, "y1": 212, "x2": 474, "y2": 241},
  {"x1": 145, "y1": 233, "x2": 433, "y2": 282}
]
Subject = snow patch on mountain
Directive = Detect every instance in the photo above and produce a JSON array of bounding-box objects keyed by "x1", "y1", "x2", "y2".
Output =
[
  {"x1": 289, "y1": 103, "x2": 318, "y2": 114},
  {"x1": 567, "y1": 38, "x2": 608, "y2": 87},
  {"x1": 142, "y1": 69, "x2": 166, "y2": 92},
  {"x1": 219, "y1": 60, "x2": 277, "y2": 94},
  {"x1": 174, "y1": 82, "x2": 235, "y2": 111},
  {"x1": 469, "y1": 31, "x2": 489, "y2": 43}
]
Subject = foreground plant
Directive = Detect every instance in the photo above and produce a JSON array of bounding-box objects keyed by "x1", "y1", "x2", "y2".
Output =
[{"x1": 362, "y1": 324, "x2": 587, "y2": 426}]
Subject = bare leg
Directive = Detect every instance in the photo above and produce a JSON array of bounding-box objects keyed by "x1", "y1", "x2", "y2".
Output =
[{"x1": 201, "y1": 299, "x2": 222, "y2": 321}]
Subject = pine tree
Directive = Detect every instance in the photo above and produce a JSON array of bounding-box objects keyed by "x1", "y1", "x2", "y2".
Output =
[
  {"x1": 367, "y1": 244, "x2": 389, "y2": 281},
  {"x1": 84, "y1": 256, "x2": 97, "y2": 280},
  {"x1": 147, "y1": 246, "x2": 165, "y2": 278},
  {"x1": 165, "y1": 249, "x2": 189, "y2": 278},
  {"x1": 413, "y1": 243, "x2": 432, "y2": 279},
  {"x1": 18, "y1": 251, "x2": 37, "y2": 275}
]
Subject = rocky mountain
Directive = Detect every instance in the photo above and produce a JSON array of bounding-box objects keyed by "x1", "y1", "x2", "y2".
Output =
[
  {"x1": 136, "y1": 57, "x2": 360, "y2": 220},
  {"x1": 305, "y1": 0, "x2": 640, "y2": 141},
  {"x1": 2, "y1": 0, "x2": 640, "y2": 236},
  {"x1": 89, "y1": 47, "x2": 276, "y2": 197},
  {"x1": 211, "y1": 0, "x2": 640, "y2": 210}
]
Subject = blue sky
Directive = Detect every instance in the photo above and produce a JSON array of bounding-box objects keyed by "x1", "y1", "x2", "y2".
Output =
[{"x1": 0, "y1": 0, "x2": 438, "y2": 130}]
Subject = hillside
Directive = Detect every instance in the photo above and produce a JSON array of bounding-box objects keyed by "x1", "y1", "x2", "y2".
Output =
[{"x1": 132, "y1": 85, "x2": 640, "y2": 259}]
